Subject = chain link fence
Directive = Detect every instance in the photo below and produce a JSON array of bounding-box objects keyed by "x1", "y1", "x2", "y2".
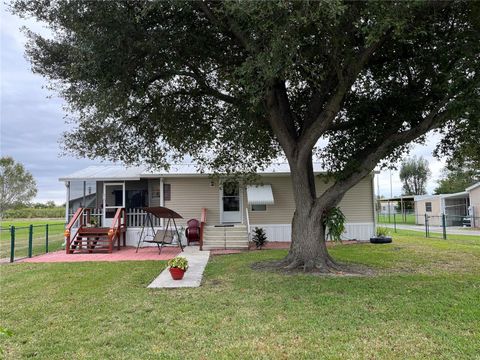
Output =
[
  {"x1": 0, "y1": 223, "x2": 66, "y2": 262},
  {"x1": 378, "y1": 212, "x2": 479, "y2": 239}
]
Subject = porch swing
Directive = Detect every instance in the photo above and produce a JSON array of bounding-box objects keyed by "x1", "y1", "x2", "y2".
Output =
[{"x1": 136, "y1": 207, "x2": 184, "y2": 254}]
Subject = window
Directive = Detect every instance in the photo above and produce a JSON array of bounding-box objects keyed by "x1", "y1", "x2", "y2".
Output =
[
  {"x1": 425, "y1": 202, "x2": 432, "y2": 212},
  {"x1": 251, "y1": 204, "x2": 267, "y2": 212},
  {"x1": 164, "y1": 184, "x2": 171, "y2": 201},
  {"x1": 152, "y1": 183, "x2": 171, "y2": 201},
  {"x1": 126, "y1": 190, "x2": 148, "y2": 208}
]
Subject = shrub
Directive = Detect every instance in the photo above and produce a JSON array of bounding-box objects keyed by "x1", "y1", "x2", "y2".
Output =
[
  {"x1": 323, "y1": 207, "x2": 346, "y2": 242},
  {"x1": 167, "y1": 257, "x2": 188, "y2": 270},
  {"x1": 3, "y1": 207, "x2": 65, "y2": 219},
  {"x1": 252, "y1": 227, "x2": 267, "y2": 249},
  {"x1": 376, "y1": 226, "x2": 390, "y2": 237}
]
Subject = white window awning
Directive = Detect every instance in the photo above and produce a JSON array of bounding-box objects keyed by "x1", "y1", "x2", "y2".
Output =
[{"x1": 246, "y1": 185, "x2": 274, "y2": 205}]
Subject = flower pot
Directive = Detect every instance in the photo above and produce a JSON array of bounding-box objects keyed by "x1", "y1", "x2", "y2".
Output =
[
  {"x1": 169, "y1": 267, "x2": 186, "y2": 280},
  {"x1": 370, "y1": 236, "x2": 392, "y2": 244}
]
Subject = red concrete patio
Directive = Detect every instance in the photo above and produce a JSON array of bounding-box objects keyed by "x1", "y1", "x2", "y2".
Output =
[{"x1": 19, "y1": 246, "x2": 181, "y2": 263}]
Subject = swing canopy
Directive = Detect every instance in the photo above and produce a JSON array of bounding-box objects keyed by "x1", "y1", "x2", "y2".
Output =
[
  {"x1": 136, "y1": 206, "x2": 184, "y2": 254},
  {"x1": 143, "y1": 207, "x2": 183, "y2": 219}
]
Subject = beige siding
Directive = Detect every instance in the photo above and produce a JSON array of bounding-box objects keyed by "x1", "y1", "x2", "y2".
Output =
[
  {"x1": 469, "y1": 187, "x2": 480, "y2": 219},
  {"x1": 163, "y1": 177, "x2": 221, "y2": 227},
  {"x1": 245, "y1": 175, "x2": 374, "y2": 224},
  {"x1": 415, "y1": 198, "x2": 442, "y2": 225},
  {"x1": 334, "y1": 177, "x2": 375, "y2": 222},
  {"x1": 245, "y1": 177, "x2": 295, "y2": 224},
  {"x1": 92, "y1": 175, "x2": 375, "y2": 227}
]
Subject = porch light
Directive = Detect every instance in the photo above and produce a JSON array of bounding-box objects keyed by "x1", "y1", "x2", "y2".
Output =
[{"x1": 64, "y1": 229, "x2": 70, "y2": 237}]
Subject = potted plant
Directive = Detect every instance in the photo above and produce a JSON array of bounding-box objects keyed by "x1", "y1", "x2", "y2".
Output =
[
  {"x1": 167, "y1": 257, "x2": 189, "y2": 280},
  {"x1": 370, "y1": 226, "x2": 393, "y2": 244}
]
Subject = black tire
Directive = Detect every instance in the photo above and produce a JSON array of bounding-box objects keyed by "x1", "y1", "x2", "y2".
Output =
[{"x1": 370, "y1": 236, "x2": 392, "y2": 244}]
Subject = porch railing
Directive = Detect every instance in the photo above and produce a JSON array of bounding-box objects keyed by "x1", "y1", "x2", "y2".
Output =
[
  {"x1": 199, "y1": 208, "x2": 207, "y2": 251},
  {"x1": 65, "y1": 207, "x2": 90, "y2": 254},
  {"x1": 68, "y1": 208, "x2": 102, "y2": 226},
  {"x1": 68, "y1": 208, "x2": 162, "y2": 228},
  {"x1": 108, "y1": 208, "x2": 127, "y2": 251}
]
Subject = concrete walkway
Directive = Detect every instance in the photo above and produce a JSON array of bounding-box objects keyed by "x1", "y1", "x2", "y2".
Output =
[
  {"x1": 383, "y1": 223, "x2": 480, "y2": 236},
  {"x1": 148, "y1": 246, "x2": 210, "y2": 289}
]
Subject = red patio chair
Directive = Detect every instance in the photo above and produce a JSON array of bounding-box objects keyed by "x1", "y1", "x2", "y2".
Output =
[{"x1": 185, "y1": 219, "x2": 200, "y2": 245}]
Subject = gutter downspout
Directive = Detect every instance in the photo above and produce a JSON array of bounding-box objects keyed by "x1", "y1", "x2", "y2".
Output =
[
  {"x1": 160, "y1": 177, "x2": 164, "y2": 228},
  {"x1": 372, "y1": 173, "x2": 377, "y2": 237}
]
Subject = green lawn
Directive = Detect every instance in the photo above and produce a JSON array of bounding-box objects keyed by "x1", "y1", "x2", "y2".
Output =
[
  {"x1": 391, "y1": 228, "x2": 480, "y2": 241},
  {"x1": 377, "y1": 213, "x2": 417, "y2": 225},
  {"x1": 1, "y1": 233, "x2": 479, "y2": 359},
  {"x1": 0, "y1": 219, "x2": 65, "y2": 261}
]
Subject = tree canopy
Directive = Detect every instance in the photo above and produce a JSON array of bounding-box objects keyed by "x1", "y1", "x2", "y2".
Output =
[
  {"x1": 11, "y1": 0, "x2": 480, "y2": 270},
  {"x1": 12, "y1": 1, "x2": 480, "y2": 174},
  {"x1": 435, "y1": 163, "x2": 480, "y2": 194},
  {"x1": 0, "y1": 157, "x2": 37, "y2": 215},
  {"x1": 399, "y1": 156, "x2": 431, "y2": 195}
]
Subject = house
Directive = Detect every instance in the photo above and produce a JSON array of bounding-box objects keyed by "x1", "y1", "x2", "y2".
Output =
[
  {"x1": 378, "y1": 200, "x2": 397, "y2": 215},
  {"x1": 414, "y1": 191, "x2": 470, "y2": 227},
  {"x1": 466, "y1": 182, "x2": 480, "y2": 227},
  {"x1": 59, "y1": 164, "x2": 377, "y2": 250}
]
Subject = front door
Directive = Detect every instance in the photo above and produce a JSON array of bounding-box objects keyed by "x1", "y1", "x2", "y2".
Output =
[
  {"x1": 103, "y1": 182, "x2": 125, "y2": 227},
  {"x1": 221, "y1": 182, "x2": 242, "y2": 223}
]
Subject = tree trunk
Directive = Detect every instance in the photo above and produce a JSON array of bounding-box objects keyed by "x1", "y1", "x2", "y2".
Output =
[{"x1": 283, "y1": 158, "x2": 341, "y2": 272}]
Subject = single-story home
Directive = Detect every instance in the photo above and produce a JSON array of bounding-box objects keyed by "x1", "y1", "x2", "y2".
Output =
[
  {"x1": 414, "y1": 189, "x2": 474, "y2": 227},
  {"x1": 466, "y1": 182, "x2": 480, "y2": 227},
  {"x1": 59, "y1": 163, "x2": 377, "y2": 249}
]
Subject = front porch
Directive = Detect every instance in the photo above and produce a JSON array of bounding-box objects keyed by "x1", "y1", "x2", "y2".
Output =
[{"x1": 19, "y1": 246, "x2": 181, "y2": 263}]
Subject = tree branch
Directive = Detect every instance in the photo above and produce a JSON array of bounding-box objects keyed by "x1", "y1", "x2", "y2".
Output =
[
  {"x1": 196, "y1": 1, "x2": 257, "y2": 53},
  {"x1": 297, "y1": 27, "x2": 395, "y2": 163},
  {"x1": 315, "y1": 98, "x2": 452, "y2": 211},
  {"x1": 265, "y1": 80, "x2": 298, "y2": 158}
]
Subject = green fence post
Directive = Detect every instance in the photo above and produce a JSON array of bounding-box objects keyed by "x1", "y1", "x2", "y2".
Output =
[
  {"x1": 28, "y1": 224, "x2": 33, "y2": 258},
  {"x1": 394, "y1": 213, "x2": 397, "y2": 233},
  {"x1": 442, "y1": 213, "x2": 447, "y2": 240},
  {"x1": 424, "y1": 214, "x2": 428, "y2": 238},
  {"x1": 45, "y1": 224, "x2": 49, "y2": 253},
  {"x1": 10, "y1": 226, "x2": 15, "y2": 263}
]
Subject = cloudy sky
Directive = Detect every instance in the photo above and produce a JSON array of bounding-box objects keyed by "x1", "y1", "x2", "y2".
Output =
[{"x1": 1, "y1": 5, "x2": 446, "y2": 204}]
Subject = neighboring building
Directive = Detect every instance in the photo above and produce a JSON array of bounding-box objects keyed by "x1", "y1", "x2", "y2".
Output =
[
  {"x1": 60, "y1": 164, "x2": 376, "y2": 248},
  {"x1": 414, "y1": 192, "x2": 470, "y2": 226},
  {"x1": 378, "y1": 201, "x2": 397, "y2": 215},
  {"x1": 466, "y1": 182, "x2": 480, "y2": 227},
  {"x1": 378, "y1": 196, "x2": 415, "y2": 215}
]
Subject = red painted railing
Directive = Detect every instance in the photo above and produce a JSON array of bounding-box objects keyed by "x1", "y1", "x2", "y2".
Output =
[
  {"x1": 107, "y1": 208, "x2": 127, "y2": 252},
  {"x1": 64, "y1": 208, "x2": 91, "y2": 254},
  {"x1": 199, "y1": 208, "x2": 207, "y2": 251}
]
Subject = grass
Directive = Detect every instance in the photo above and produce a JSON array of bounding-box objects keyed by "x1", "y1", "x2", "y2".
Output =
[
  {"x1": 0, "y1": 218, "x2": 65, "y2": 261},
  {"x1": 377, "y1": 213, "x2": 417, "y2": 225},
  {"x1": 1, "y1": 232, "x2": 479, "y2": 359},
  {"x1": 391, "y1": 228, "x2": 480, "y2": 241}
]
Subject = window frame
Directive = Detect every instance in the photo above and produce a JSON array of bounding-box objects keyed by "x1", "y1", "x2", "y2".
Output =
[
  {"x1": 251, "y1": 204, "x2": 267, "y2": 212},
  {"x1": 425, "y1": 202, "x2": 432, "y2": 212}
]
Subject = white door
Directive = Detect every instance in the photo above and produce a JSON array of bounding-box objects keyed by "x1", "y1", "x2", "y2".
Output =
[
  {"x1": 221, "y1": 182, "x2": 242, "y2": 223},
  {"x1": 103, "y1": 182, "x2": 125, "y2": 227}
]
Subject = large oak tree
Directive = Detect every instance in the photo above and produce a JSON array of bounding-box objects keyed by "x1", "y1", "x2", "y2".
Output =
[{"x1": 12, "y1": 1, "x2": 479, "y2": 271}]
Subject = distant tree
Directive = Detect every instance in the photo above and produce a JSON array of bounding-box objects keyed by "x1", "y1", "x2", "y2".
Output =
[
  {"x1": 0, "y1": 157, "x2": 37, "y2": 215},
  {"x1": 435, "y1": 118, "x2": 480, "y2": 172},
  {"x1": 45, "y1": 201, "x2": 56, "y2": 208},
  {"x1": 399, "y1": 157, "x2": 431, "y2": 195},
  {"x1": 435, "y1": 164, "x2": 479, "y2": 194}
]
